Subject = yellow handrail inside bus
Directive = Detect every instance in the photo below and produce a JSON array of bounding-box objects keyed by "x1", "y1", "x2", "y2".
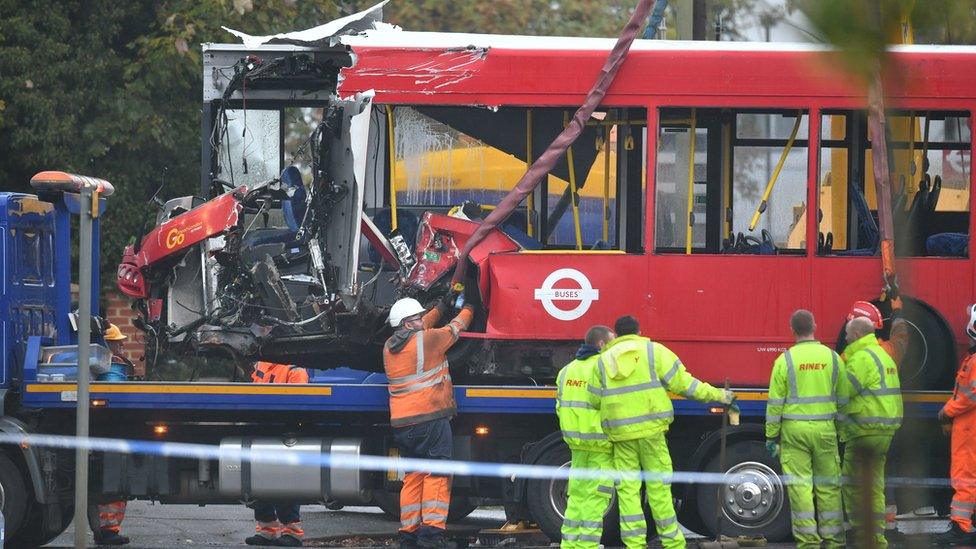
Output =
[
  {"x1": 748, "y1": 111, "x2": 802, "y2": 231},
  {"x1": 526, "y1": 109, "x2": 535, "y2": 237},
  {"x1": 565, "y1": 111, "x2": 583, "y2": 250},
  {"x1": 386, "y1": 105, "x2": 398, "y2": 231},
  {"x1": 685, "y1": 108, "x2": 697, "y2": 255},
  {"x1": 603, "y1": 126, "x2": 611, "y2": 242}
]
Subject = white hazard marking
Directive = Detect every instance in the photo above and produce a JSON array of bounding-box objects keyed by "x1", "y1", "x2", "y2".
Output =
[{"x1": 533, "y1": 268, "x2": 599, "y2": 321}]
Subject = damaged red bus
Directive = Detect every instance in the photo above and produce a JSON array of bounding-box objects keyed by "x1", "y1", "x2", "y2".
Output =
[{"x1": 120, "y1": 35, "x2": 974, "y2": 389}]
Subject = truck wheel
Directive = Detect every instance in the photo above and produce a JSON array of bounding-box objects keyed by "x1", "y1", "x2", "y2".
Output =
[
  {"x1": 373, "y1": 490, "x2": 480, "y2": 522},
  {"x1": 524, "y1": 442, "x2": 621, "y2": 545},
  {"x1": 696, "y1": 441, "x2": 791, "y2": 542},
  {"x1": 836, "y1": 297, "x2": 956, "y2": 390},
  {"x1": 6, "y1": 503, "x2": 73, "y2": 547},
  {"x1": 0, "y1": 453, "x2": 30, "y2": 540}
]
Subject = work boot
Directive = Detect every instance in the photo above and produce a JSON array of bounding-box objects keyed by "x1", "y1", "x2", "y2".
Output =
[
  {"x1": 885, "y1": 527, "x2": 907, "y2": 544},
  {"x1": 245, "y1": 534, "x2": 278, "y2": 546},
  {"x1": 275, "y1": 534, "x2": 303, "y2": 546},
  {"x1": 399, "y1": 533, "x2": 419, "y2": 549},
  {"x1": 932, "y1": 522, "x2": 976, "y2": 546},
  {"x1": 94, "y1": 530, "x2": 130, "y2": 546},
  {"x1": 418, "y1": 533, "x2": 458, "y2": 549}
]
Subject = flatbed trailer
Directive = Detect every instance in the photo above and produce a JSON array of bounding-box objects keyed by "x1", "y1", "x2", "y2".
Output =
[{"x1": 7, "y1": 353, "x2": 952, "y2": 546}]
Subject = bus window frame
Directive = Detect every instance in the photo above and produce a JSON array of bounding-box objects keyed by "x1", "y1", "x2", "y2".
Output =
[
  {"x1": 650, "y1": 104, "x2": 814, "y2": 256},
  {"x1": 815, "y1": 107, "x2": 973, "y2": 260},
  {"x1": 205, "y1": 99, "x2": 336, "y2": 197},
  {"x1": 380, "y1": 103, "x2": 648, "y2": 254}
]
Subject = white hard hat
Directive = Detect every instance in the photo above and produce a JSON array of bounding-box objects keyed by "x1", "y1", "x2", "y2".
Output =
[
  {"x1": 389, "y1": 298, "x2": 426, "y2": 328},
  {"x1": 967, "y1": 303, "x2": 976, "y2": 341}
]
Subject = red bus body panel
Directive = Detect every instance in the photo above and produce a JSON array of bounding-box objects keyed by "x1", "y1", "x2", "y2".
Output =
[{"x1": 336, "y1": 36, "x2": 976, "y2": 386}]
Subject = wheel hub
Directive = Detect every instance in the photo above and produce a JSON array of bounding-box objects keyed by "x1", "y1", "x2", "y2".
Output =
[
  {"x1": 721, "y1": 461, "x2": 784, "y2": 529},
  {"x1": 549, "y1": 459, "x2": 616, "y2": 521},
  {"x1": 548, "y1": 462, "x2": 572, "y2": 519}
]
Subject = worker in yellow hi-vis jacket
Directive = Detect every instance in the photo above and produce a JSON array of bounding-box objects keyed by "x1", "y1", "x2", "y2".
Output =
[
  {"x1": 556, "y1": 325, "x2": 616, "y2": 548},
  {"x1": 765, "y1": 310, "x2": 844, "y2": 549},
  {"x1": 589, "y1": 315, "x2": 734, "y2": 549}
]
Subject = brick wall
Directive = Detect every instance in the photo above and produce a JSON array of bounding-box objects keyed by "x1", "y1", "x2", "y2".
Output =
[{"x1": 103, "y1": 290, "x2": 146, "y2": 377}]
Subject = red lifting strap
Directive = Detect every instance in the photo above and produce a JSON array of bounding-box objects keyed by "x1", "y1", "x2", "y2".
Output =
[{"x1": 30, "y1": 170, "x2": 116, "y2": 197}]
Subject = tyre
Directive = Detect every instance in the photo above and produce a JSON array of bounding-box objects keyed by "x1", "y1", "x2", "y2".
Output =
[
  {"x1": 524, "y1": 441, "x2": 621, "y2": 545},
  {"x1": 0, "y1": 453, "x2": 30, "y2": 541},
  {"x1": 372, "y1": 489, "x2": 400, "y2": 521},
  {"x1": 7, "y1": 503, "x2": 73, "y2": 548},
  {"x1": 372, "y1": 490, "x2": 480, "y2": 522},
  {"x1": 696, "y1": 440, "x2": 792, "y2": 542},
  {"x1": 836, "y1": 297, "x2": 956, "y2": 390}
]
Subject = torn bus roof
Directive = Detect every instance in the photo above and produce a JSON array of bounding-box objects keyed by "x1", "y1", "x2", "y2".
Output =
[{"x1": 221, "y1": 0, "x2": 391, "y2": 48}]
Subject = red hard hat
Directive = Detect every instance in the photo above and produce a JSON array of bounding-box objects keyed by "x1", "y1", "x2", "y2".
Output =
[{"x1": 848, "y1": 300, "x2": 883, "y2": 329}]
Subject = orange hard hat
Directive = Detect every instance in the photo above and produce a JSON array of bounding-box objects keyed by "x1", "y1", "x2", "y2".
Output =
[
  {"x1": 104, "y1": 324, "x2": 127, "y2": 341},
  {"x1": 847, "y1": 301, "x2": 883, "y2": 329}
]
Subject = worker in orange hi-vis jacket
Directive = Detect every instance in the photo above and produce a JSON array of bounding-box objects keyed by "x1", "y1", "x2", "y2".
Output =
[
  {"x1": 246, "y1": 361, "x2": 309, "y2": 547},
  {"x1": 844, "y1": 299, "x2": 908, "y2": 366},
  {"x1": 934, "y1": 305, "x2": 976, "y2": 545},
  {"x1": 93, "y1": 324, "x2": 132, "y2": 546},
  {"x1": 385, "y1": 289, "x2": 474, "y2": 549},
  {"x1": 843, "y1": 287, "x2": 909, "y2": 543}
]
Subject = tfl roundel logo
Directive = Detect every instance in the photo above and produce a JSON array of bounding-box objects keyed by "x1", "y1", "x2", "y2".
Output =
[{"x1": 533, "y1": 268, "x2": 600, "y2": 321}]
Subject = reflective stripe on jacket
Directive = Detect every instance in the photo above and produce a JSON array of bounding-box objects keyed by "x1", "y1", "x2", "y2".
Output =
[
  {"x1": 252, "y1": 362, "x2": 309, "y2": 384},
  {"x1": 839, "y1": 333, "x2": 903, "y2": 440},
  {"x1": 383, "y1": 305, "x2": 474, "y2": 427},
  {"x1": 556, "y1": 355, "x2": 611, "y2": 453},
  {"x1": 765, "y1": 341, "x2": 843, "y2": 439},
  {"x1": 588, "y1": 334, "x2": 723, "y2": 442}
]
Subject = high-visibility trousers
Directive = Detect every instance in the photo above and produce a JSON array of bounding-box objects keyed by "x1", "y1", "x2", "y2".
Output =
[
  {"x1": 842, "y1": 434, "x2": 894, "y2": 548},
  {"x1": 950, "y1": 414, "x2": 976, "y2": 532},
  {"x1": 612, "y1": 433, "x2": 684, "y2": 549},
  {"x1": 780, "y1": 421, "x2": 844, "y2": 549},
  {"x1": 394, "y1": 417, "x2": 453, "y2": 537},
  {"x1": 97, "y1": 500, "x2": 127, "y2": 533},
  {"x1": 560, "y1": 448, "x2": 614, "y2": 549},
  {"x1": 253, "y1": 502, "x2": 303, "y2": 541}
]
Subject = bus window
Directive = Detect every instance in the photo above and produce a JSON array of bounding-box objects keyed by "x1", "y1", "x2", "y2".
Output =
[
  {"x1": 655, "y1": 108, "x2": 809, "y2": 254},
  {"x1": 818, "y1": 110, "x2": 970, "y2": 257},
  {"x1": 217, "y1": 109, "x2": 282, "y2": 187},
  {"x1": 375, "y1": 105, "x2": 646, "y2": 252},
  {"x1": 655, "y1": 109, "x2": 712, "y2": 252}
]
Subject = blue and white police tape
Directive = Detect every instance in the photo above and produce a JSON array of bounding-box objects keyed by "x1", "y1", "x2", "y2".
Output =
[{"x1": 0, "y1": 432, "x2": 957, "y2": 488}]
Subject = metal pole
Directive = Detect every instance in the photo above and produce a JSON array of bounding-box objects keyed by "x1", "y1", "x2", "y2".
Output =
[{"x1": 73, "y1": 187, "x2": 93, "y2": 548}]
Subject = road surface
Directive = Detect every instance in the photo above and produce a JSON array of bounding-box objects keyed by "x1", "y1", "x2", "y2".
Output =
[{"x1": 45, "y1": 502, "x2": 957, "y2": 548}]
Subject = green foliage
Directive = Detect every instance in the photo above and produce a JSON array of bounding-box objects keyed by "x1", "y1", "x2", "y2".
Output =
[
  {"x1": 0, "y1": 0, "x2": 343, "y2": 286},
  {"x1": 795, "y1": 0, "x2": 976, "y2": 82},
  {"x1": 383, "y1": 1, "x2": 637, "y2": 37},
  {"x1": 794, "y1": 0, "x2": 911, "y2": 82}
]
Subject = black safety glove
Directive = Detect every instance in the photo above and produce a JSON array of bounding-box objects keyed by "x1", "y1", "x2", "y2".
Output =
[{"x1": 439, "y1": 290, "x2": 459, "y2": 311}]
